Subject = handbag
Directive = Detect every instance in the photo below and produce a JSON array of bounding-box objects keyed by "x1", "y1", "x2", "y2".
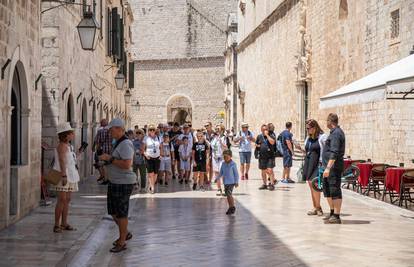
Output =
[
  {"x1": 254, "y1": 147, "x2": 260, "y2": 159},
  {"x1": 44, "y1": 169, "x2": 62, "y2": 185}
]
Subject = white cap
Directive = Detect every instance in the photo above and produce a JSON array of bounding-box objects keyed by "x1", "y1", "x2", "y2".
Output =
[
  {"x1": 56, "y1": 122, "x2": 74, "y2": 134},
  {"x1": 241, "y1": 122, "x2": 249, "y2": 127}
]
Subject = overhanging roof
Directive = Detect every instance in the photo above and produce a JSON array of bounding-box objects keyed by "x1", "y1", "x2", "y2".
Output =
[{"x1": 320, "y1": 54, "x2": 414, "y2": 108}]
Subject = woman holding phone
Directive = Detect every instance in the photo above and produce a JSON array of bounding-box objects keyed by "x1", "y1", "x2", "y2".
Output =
[{"x1": 51, "y1": 122, "x2": 82, "y2": 233}]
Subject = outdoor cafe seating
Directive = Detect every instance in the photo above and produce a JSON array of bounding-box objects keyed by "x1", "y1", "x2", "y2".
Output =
[{"x1": 343, "y1": 158, "x2": 414, "y2": 208}]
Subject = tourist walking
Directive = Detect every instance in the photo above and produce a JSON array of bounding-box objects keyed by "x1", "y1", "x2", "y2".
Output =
[
  {"x1": 143, "y1": 124, "x2": 161, "y2": 194},
  {"x1": 159, "y1": 133, "x2": 174, "y2": 186},
  {"x1": 211, "y1": 125, "x2": 228, "y2": 195},
  {"x1": 219, "y1": 150, "x2": 239, "y2": 215},
  {"x1": 99, "y1": 118, "x2": 137, "y2": 252},
  {"x1": 204, "y1": 122, "x2": 214, "y2": 185},
  {"x1": 192, "y1": 130, "x2": 210, "y2": 190},
  {"x1": 322, "y1": 113, "x2": 346, "y2": 224},
  {"x1": 295, "y1": 119, "x2": 327, "y2": 216},
  {"x1": 178, "y1": 136, "x2": 192, "y2": 184},
  {"x1": 234, "y1": 122, "x2": 255, "y2": 180},
  {"x1": 51, "y1": 122, "x2": 81, "y2": 233},
  {"x1": 281, "y1": 122, "x2": 295, "y2": 183},
  {"x1": 256, "y1": 124, "x2": 277, "y2": 190},
  {"x1": 169, "y1": 122, "x2": 182, "y2": 180},
  {"x1": 133, "y1": 129, "x2": 147, "y2": 192},
  {"x1": 93, "y1": 119, "x2": 112, "y2": 184}
]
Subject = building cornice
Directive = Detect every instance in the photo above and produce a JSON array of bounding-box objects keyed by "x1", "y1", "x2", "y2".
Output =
[
  {"x1": 236, "y1": 0, "x2": 299, "y2": 53},
  {"x1": 135, "y1": 56, "x2": 224, "y2": 70}
]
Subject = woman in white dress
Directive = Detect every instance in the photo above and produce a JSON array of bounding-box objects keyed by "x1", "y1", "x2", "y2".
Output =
[{"x1": 51, "y1": 122, "x2": 82, "y2": 233}]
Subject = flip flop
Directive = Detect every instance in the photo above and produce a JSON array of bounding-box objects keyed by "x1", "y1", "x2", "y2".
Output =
[
  {"x1": 110, "y1": 243, "x2": 127, "y2": 253},
  {"x1": 60, "y1": 224, "x2": 77, "y2": 231},
  {"x1": 53, "y1": 225, "x2": 62, "y2": 233},
  {"x1": 112, "y1": 232, "x2": 133, "y2": 246}
]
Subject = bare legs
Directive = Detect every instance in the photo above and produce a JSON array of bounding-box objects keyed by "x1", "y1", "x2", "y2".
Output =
[
  {"x1": 112, "y1": 215, "x2": 129, "y2": 246},
  {"x1": 308, "y1": 181, "x2": 321, "y2": 209},
  {"x1": 55, "y1": 191, "x2": 71, "y2": 227}
]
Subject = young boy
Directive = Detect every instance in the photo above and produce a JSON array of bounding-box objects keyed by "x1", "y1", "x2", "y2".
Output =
[
  {"x1": 159, "y1": 133, "x2": 174, "y2": 186},
  {"x1": 192, "y1": 130, "x2": 210, "y2": 191},
  {"x1": 179, "y1": 136, "x2": 192, "y2": 184},
  {"x1": 219, "y1": 150, "x2": 239, "y2": 215}
]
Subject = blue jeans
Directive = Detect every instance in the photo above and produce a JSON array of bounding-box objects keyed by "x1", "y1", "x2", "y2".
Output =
[{"x1": 239, "y1": 152, "x2": 252, "y2": 164}]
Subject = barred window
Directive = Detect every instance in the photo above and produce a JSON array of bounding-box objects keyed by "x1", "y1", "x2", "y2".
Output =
[{"x1": 390, "y1": 9, "x2": 400, "y2": 39}]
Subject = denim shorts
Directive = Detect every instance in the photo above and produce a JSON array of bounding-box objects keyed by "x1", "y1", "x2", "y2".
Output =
[
  {"x1": 283, "y1": 153, "x2": 293, "y2": 168},
  {"x1": 239, "y1": 152, "x2": 252, "y2": 164}
]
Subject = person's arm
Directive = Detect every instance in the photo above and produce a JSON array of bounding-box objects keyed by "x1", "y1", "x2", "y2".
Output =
[
  {"x1": 285, "y1": 134, "x2": 293, "y2": 154},
  {"x1": 323, "y1": 134, "x2": 340, "y2": 178},
  {"x1": 57, "y1": 143, "x2": 68, "y2": 185},
  {"x1": 249, "y1": 133, "x2": 256, "y2": 143},
  {"x1": 266, "y1": 133, "x2": 276, "y2": 145},
  {"x1": 233, "y1": 164, "x2": 239, "y2": 186},
  {"x1": 112, "y1": 142, "x2": 134, "y2": 170},
  {"x1": 233, "y1": 133, "x2": 241, "y2": 143},
  {"x1": 192, "y1": 145, "x2": 196, "y2": 166},
  {"x1": 171, "y1": 145, "x2": 175, "y2": 161}
]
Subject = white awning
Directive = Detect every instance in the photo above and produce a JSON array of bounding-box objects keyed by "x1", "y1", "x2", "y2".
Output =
[{"x1": 320, "y1": 54, "x2": 414, "y2": 108}]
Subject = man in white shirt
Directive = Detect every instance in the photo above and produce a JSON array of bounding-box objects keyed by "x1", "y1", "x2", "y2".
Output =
[{"x1": 234, "y1": 123, "x2": 256, "y2": 180}]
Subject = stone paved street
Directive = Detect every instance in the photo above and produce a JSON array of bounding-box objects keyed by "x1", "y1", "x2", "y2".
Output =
[{"x1": 0, "y1": 151, "x2": 414, "y2": 267}]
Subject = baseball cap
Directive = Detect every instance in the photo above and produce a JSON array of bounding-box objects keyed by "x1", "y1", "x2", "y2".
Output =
[{"x1": 108, "y1": 118, "x2": 125, "y2": 129}]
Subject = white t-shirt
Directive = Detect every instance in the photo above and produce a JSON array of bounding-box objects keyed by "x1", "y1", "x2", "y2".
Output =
[
  {"x1": 178, "y1": 144, "x2": 192, "y2": 160},
  {"x1": 210, "y1": 135, "x2": 227, "y2": 160},
  {"x1": 178, "y1": 132, "x2": 194, "y2": 147},
  {"x1": 236, "y1": 130, "x2": 255, "y2": 152},
  {"x1": 144, "y1": 136, "x2": 161, "y2": 158}
]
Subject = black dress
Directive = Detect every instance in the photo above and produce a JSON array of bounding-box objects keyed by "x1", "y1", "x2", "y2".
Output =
[{"x1": 302, "y1": 137, "x2": 321, "y2": 181}]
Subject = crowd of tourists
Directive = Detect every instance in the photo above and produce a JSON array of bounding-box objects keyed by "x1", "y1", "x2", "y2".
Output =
[{"x1": 49, "y1": 112, "x2": 345, "y2": 252}]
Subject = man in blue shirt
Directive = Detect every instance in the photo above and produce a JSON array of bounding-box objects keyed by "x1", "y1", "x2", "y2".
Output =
[
  {"x1": 219, "y1": 150, "x2": 239, "y2": 215},
  {"x1": 281, "y1": 122, "x2": 295, "y2": 183}
]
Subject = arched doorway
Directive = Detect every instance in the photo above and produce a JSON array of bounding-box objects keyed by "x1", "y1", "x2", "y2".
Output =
[
  {"x1": 167, "y1": 95, "x2": 192, "y2": 125},
  {"x1": 9, "y1": 61, "x2": 29, "y2": 216}
]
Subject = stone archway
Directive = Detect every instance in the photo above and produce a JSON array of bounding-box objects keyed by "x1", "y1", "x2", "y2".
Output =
[{"x1": 167, "y1": 95, "x2": 192, "y2": 125}]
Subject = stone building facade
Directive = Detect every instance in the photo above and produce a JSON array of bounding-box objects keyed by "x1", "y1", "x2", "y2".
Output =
[
  {"x1": 130, "y1": 0, "x2": 238, "y2": 129},
  {"x1": 236, "y1": 0, "x2": 414, "y2": 165},
  {"x1": 224, "y1": 13, "x2": 239, "y2": 131},
  {"x1": 41, "y1": 0, "x2": 135, "y2": 180},
  {"x1": 0, "y1": 0, "x2": 42, "y2": 229}
]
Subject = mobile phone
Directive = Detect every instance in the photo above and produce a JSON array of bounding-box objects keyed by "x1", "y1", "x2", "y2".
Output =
[{"x1": 79, "y1": 142, "x2": 88, "y2": 152}]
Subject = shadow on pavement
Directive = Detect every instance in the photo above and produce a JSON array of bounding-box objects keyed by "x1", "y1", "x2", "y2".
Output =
[{"x1": 105, "y1": 197, "x2": 308, "y2": 267}]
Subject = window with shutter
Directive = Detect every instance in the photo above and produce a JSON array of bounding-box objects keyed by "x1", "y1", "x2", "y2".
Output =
[
  {"x1": 129, "y1": 62, "x2": 135, "y2": 89},
  {"x1": 107, "y1": 8, "x2": 112, "y2": 56},
  {"x1": 112, "y1": 8, "x2": 121, "y2": 60}
]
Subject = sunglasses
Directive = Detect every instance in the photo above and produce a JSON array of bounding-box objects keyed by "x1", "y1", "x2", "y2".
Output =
[{"x1": 149, "y1": 129, "x2": 155, "y2": 131}]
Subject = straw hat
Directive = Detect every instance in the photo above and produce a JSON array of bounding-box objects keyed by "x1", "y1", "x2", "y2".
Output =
[{"x1": 56, "y1": 122, "x2": 74, "y2": 134}]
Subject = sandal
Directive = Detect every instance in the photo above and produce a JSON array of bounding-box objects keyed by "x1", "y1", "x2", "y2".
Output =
[
  {"x1": 60, "y1": 224, "x2": 77, "y2": 231},
  {"x1": 110, "y1": 243, "x2": 127, "y2": 253},
  {"x1": 112, "y1": 232, "x2": 133, "y2": 246},
  {"x1": 53, "y1": 225, "x2": 62, "y2": 233}
]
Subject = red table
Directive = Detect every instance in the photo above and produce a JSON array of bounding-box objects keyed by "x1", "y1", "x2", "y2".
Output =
[
  {"x1": 356, "y1": 162, "x2": 373, "y2": 187},
  {"x1": 344, "y1": 159, "x2": 353, "y2": 170},
  {"x1": 385, "y1": 168, "x2": 408, "y2": 193}
]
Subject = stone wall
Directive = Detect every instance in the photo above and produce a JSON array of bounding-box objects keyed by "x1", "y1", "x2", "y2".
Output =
[
  {"x1": 130, "y1": 0, "x2": 237, "y2": 128},
  {"x1": 133, "y1": 57, "x2": 225, "y2": 129},
  {"x1": 0, "y1": 0, "x2": 42, "y2": 229},
  {"x1": 237, "y1": 0, "x2": 303, "y2": 134},
  {"x1": 308, "y1": 0, "x2": 414, "y2": 165},
  {"x1": 41, "y1": 0, "x2": 134, "y2": 178},
  {"x1": 236, "y1": 0, "x2": 414, "y2": 165}
]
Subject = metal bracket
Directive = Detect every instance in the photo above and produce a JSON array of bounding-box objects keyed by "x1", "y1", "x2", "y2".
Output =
[
  {"x1": 41, "y1": 0, "x2": 91, "y2": 14},
  {"x1": 1, "y1": 59, "x2": 11, "y2": 80},
  {"x1": 35, "y1": 74, "x2": 43, "y2": 91},
  {"x1": 89, "y1": 97, "x2": 94, "y2": 106},
  {"x1": 103, "y1": 103, "x2": 108, "y2": 110},
  {"x1": 62, "y1": 87, "x2": 69, "y2": 100},
  {"x1": 76, "y1": 92, "x2": 83, "y2": 104},
  {"x1": 97, "y1": 100, "x2": 102, "y2": 108}
]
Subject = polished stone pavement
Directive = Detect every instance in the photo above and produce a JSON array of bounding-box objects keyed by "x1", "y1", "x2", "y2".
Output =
[{"x1": 1, "y1": 153, "x2": 414, "y2": 267}]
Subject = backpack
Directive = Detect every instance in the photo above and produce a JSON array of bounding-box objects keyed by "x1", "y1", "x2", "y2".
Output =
[{"x1": 275, "y1": 134, "x2": 284, "y2": 157}]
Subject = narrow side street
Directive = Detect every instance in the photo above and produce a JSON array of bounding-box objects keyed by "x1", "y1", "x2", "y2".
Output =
[{"x1": 0, "y1": 150, "x2": 413, "y2": 267}]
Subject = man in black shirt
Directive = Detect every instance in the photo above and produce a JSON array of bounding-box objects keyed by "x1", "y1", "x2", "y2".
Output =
[
  {"x1": 255, "y1": 124, "x2": 277, "y2": 191},
  {"x1": 192, "y1": 130, "x2": 210, "y2": 191},
  {"x1": 168, "y1": 122, "x2": 182, "y2": 179},
  {"x1": 322, "y1": 113, "x2": 346, "y2": 224}
]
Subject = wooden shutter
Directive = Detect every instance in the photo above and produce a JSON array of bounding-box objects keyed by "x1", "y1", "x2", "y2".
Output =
[
  {"x1": 111, "y1": 8, "x2": 121, "y2": 60},
  {"x1": 128, "y1": 62, "x2": 135, "y2": 89},
  {"x1": 107, "y1": 8, "x2": 112, "y2": 56}
]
